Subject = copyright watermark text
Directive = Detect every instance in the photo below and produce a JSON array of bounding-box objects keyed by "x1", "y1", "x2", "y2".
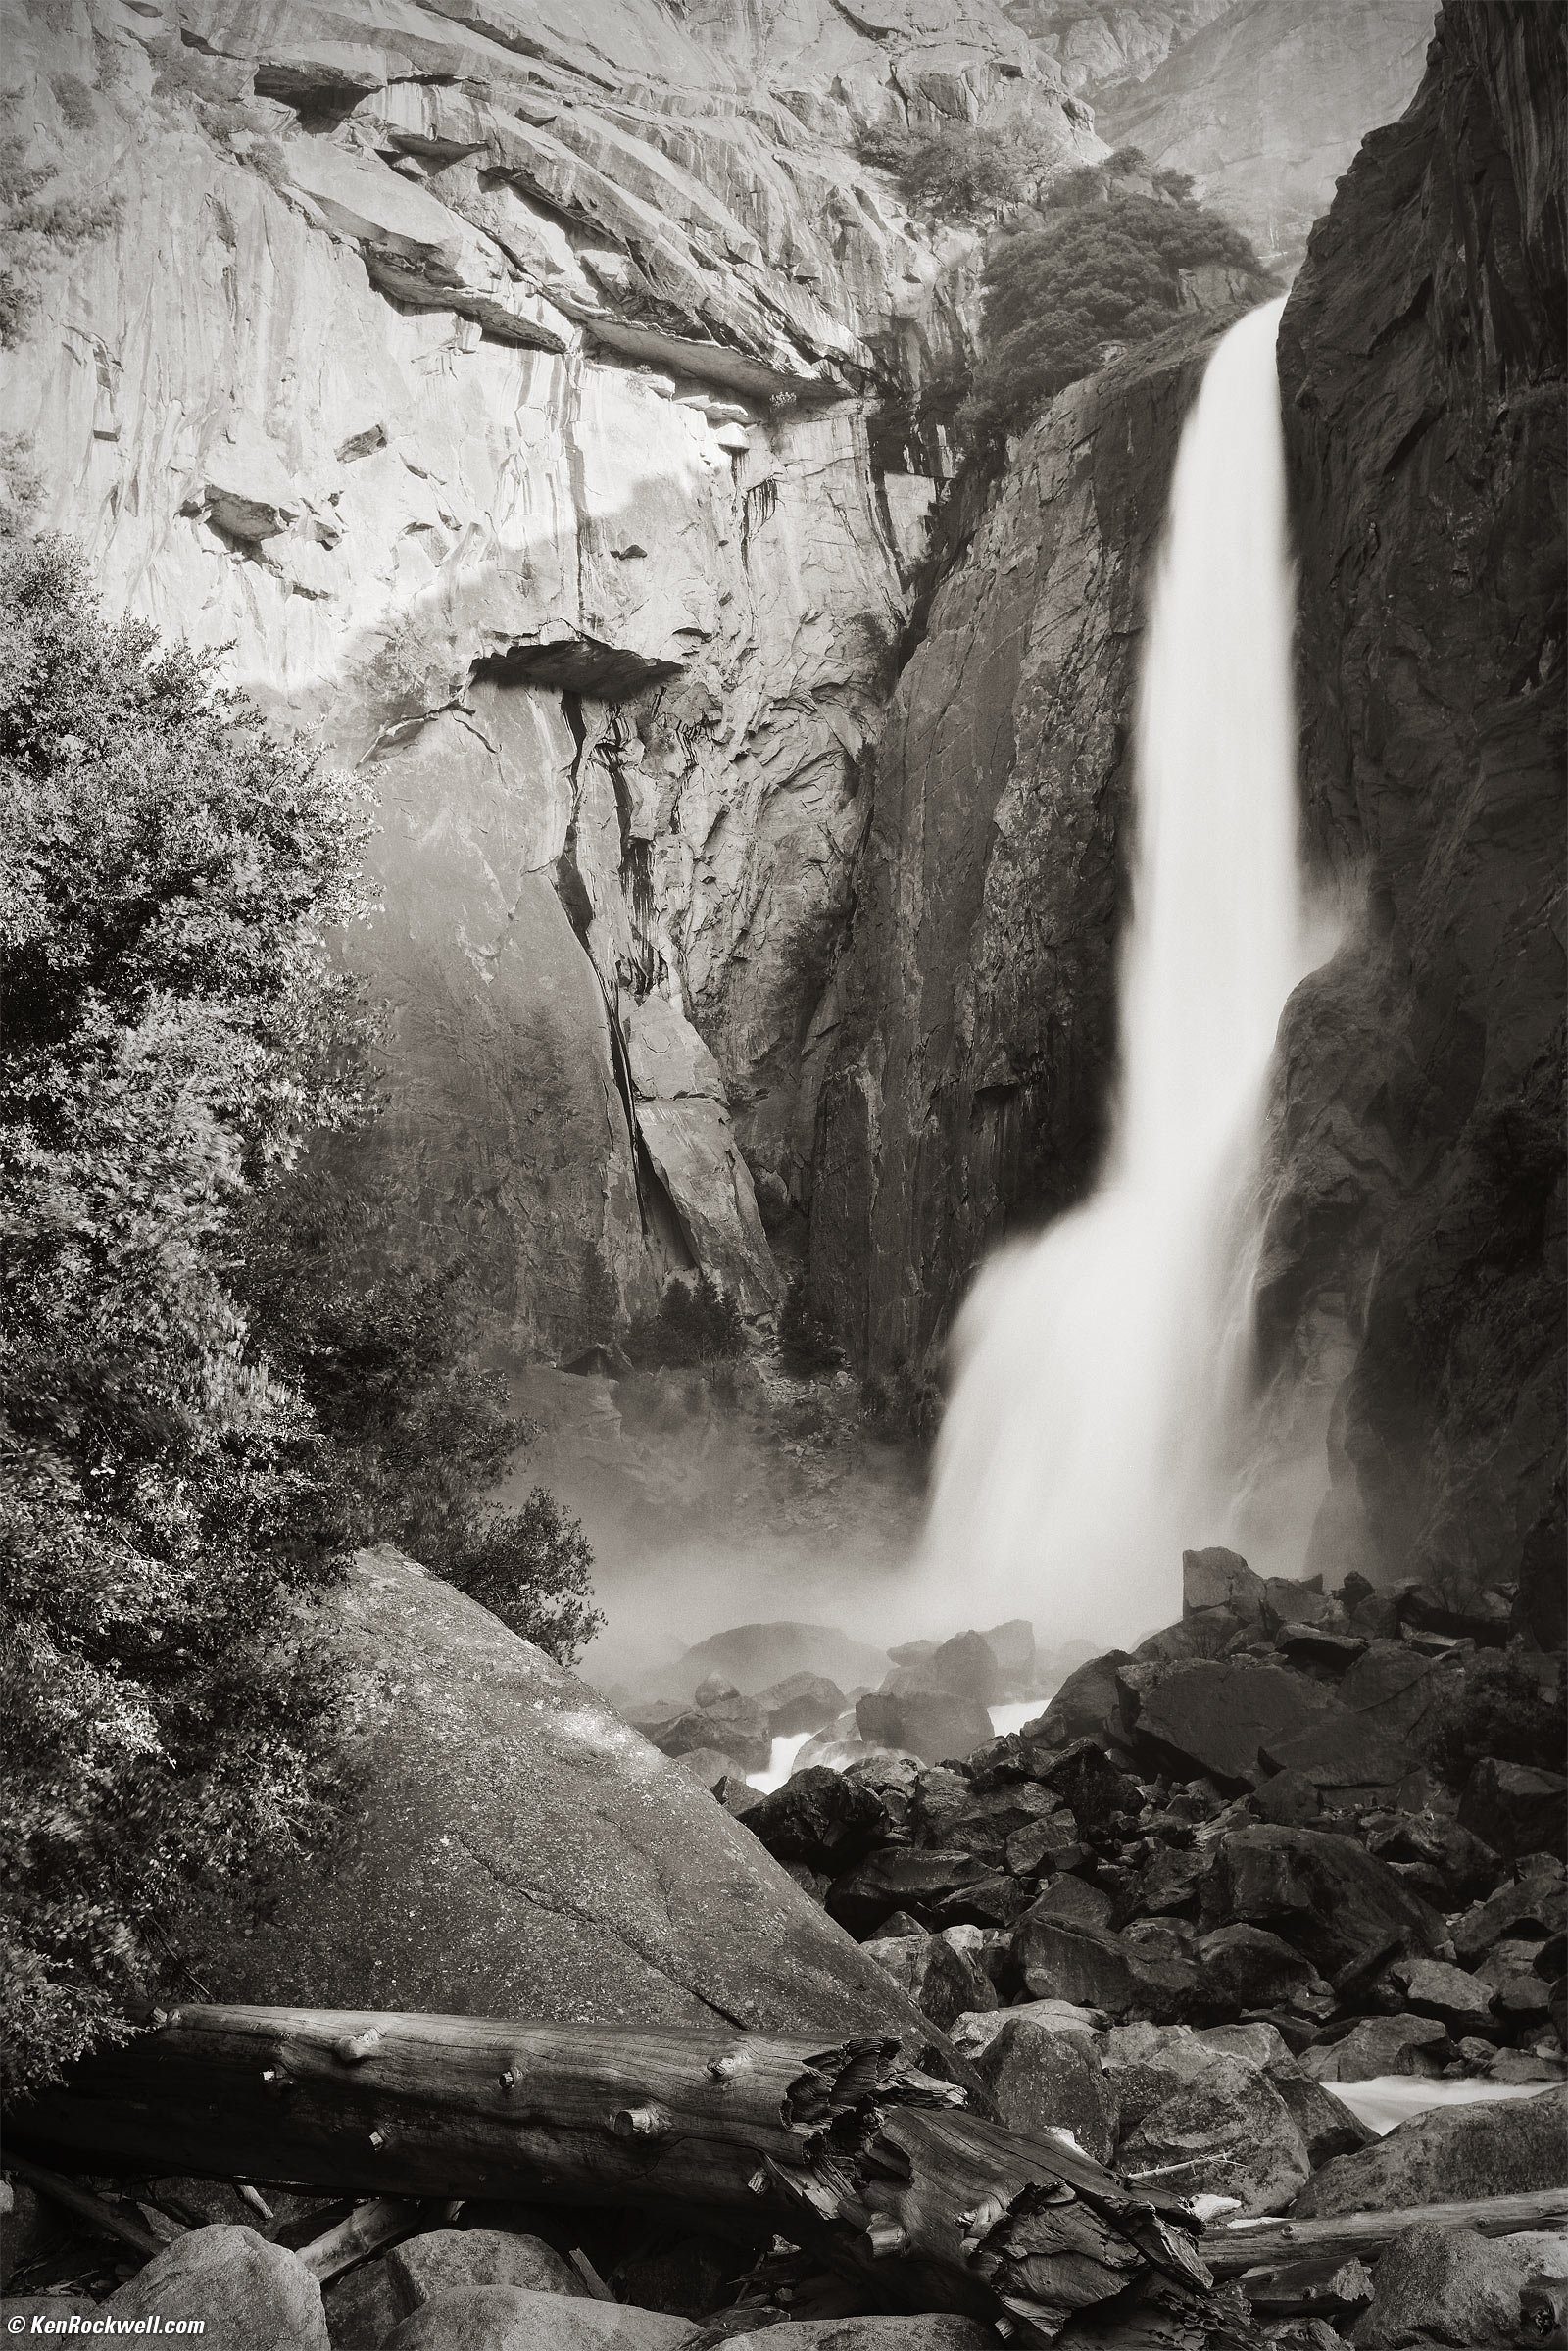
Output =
[{"x1": 6, "y1": 2319, "x2": 205, "y2": 2337}]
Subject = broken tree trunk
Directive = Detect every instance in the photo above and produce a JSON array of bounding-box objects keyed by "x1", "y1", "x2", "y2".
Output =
[
  {"x1": 11, "y1": 2004, "x2": 1210, "y2": 2342},
  {"x1": 1204, "y1": 2187, "x2": 1568, "y2": 2276}
]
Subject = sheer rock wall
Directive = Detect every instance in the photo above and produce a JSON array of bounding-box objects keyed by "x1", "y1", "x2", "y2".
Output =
[
  {"x1": 1270, "y1": 0, "x2": 1565, "y2": 1632},
  {"x1": 1, "y1": 0, "x2": 1097, "y2": 1347}
]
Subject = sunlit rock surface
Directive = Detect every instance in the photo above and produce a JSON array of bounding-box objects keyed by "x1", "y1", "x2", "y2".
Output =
[
  {"x1": 0, "y1": 0, "x2": 1098, "y2": 1347},
  {"x1": 1090, "y1": 0, "x2": 1436, "y2": 273},
  {"x1": 1270, "y1": 0, "x2": 1566, "y2": 1634}
]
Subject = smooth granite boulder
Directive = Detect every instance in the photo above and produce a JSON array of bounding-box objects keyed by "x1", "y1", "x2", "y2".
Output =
[
  {"x1": 106, "y1": 2227, "x2": 327, "y2": 2351},
  {"x1": 189, "y1": 1550, "x2": 935, "y2": 2042},
  {"x1": 1294, "y1": 2083, "x2": 1568, "y2": 2216}
]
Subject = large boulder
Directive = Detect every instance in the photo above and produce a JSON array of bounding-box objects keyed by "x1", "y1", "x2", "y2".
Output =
[
  {"x1": 383, "y1": 2289, "x2": 697, "y2": 2351},
  {"x1": 1022, "y1": 1651, "x2": 1131, "y2": 1748},
  {"x1": 1354, "y1": 2221, "x2": 1543, "y2": 2349},
  {"x1": 388, "y1": 2233, "x2": 584, "y2": 2313},
  {"x1": 1458, "y1": 1758, "x2": 1568, "y2": 1862},
  {"x1": 1206, "y1": 1824, "x2": 1446, "y2": 1976},
  {"x1": 856, "y1": 1684, "x2": 994, "y2": 1765},
  {"x1": 1182, "y1": 1547, "x2": 1265, "y2": 1620},
  {"x1": 1294, "y1": 2083, "x2": 1568, "y2": 2216},
  {"x1": 1122, "y1": 1660, "x2": 1341, "y2": 1790},
  {"x1": 189, "y1": 1550, "x2": 934, "y2": 2042},
  {"x1": 742, "y1": 1768, "x2": 889, "y2": 1873},
  {"x1": 754, "y1": 1675, "x2": 846, "y2": 1735},
  {"x1": 971, "y1": 2012, "x2": 1116, "y2": 2165},
  {"x1": 1301, "y1": 2015, "x2": 1449, "y2": 2082},
  {"x1": 825, "y1": 1847, "x2": 994, "y2": 1939},
  {"x1": 1335, "y1": 1642, "x2": 1466, "y2": 1748},
  {"x1": 862, "y1": 1926, "x2": 997, "y2": 2033},
  {"x1": 1098, "y1": 2025, "x2": 1312, "y2": 2216},
  {"x1": 106, "y1": 2227, "x2": 327, "y2": 2350}
]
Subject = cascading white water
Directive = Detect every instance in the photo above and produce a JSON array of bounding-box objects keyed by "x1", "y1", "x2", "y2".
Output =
[{"x1": 922, "y1": 298, "x2": 1322, "y2": 1645}]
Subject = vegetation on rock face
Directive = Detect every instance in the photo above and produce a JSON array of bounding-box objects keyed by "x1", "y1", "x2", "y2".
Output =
[
  {"x1": 857, "y1": 119, "x2": 1032, "y2": 223},
  {"x1": 241, "y1": 1171, "x2": 604, "y2": 1660},
  {"x1": 0, "y1": 537, "x2": 598, "y2": 2095},
  {"x1": 626, "y1": 1269, "x2": 746, "y2": 1370},
  {"x1": 1424, "y1": 1654, "x2": 1568, "y2": 1791},
  {"x1": 953, "y1": 151, "x2": 1273, "y2": 449},
  {"x1": 778, "y1": 1266, "x2": 843, "y2": 1373},
  {"x1": 0, "y1": 122, "x2": 122, "y2": 350}
]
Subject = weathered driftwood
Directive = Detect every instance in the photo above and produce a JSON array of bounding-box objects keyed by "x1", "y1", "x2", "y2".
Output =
[
  {"x1": 1205, "y1": 2187, "x2": 1568, "y2": 2277},
  {"x1": 11, "y1": 2004, "x2": 1210, "y2": 2342},
  {"x1": 1229, "y1": 2250, "x2": 1374, "y2": 2322},
  {"x1": 4, "y1": 2152, "x2": 168, "y2": 2260},
  {"x1": 297, "y1": 2193, "x2": 461, "y2": 2283}
]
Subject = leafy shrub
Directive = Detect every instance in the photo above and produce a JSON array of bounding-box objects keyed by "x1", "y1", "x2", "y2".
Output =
[
  {"x1": 1425, "y1": 1654, "x2": 1568, "y2": 1791},
  {"x1": 626, "y1": 1270, "x2": 745, "y2": 1369},
  {"x1": 0, "y1": 133, "x2": 122, "y2": 348},
  {"x1": 962, "y1": 158, "x2": 1273, "y2": 447},
  {"x1": 52, "y1": 75, "x2": 96, "y2": 131},
  {"x1": 857, "y1": 120, "x2": 1027, "y2": 223},
  {"x1": 239, "y1": 1167, "x2": 602, "y2": 1662},
  {"x1": 0, "y1": 539, "x2": 603, "y2": 2095},
  {"x1": 0, "y1": 535, "x2": 367, "y2": 2095},
  {"x1": 778, "y1": 1267, "x2": 842, "y2": 1373}
]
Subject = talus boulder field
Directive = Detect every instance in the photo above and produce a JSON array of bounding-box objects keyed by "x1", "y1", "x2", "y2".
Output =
[{"x1": 184, "y1": 1549, "x2": 939, "y2": 2043}]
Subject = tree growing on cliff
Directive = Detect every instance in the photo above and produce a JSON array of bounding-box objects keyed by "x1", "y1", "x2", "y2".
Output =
[
  {"x1": 857, "y1": 119, "x2": 1029, "y2": 223},
  {"x1": 961, "y1": 154, "x2": 1273, "y2": 446}
]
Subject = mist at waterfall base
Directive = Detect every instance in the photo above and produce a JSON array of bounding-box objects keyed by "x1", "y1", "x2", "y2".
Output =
[{"x1": 922, "y1": 299, "x2": 1338, "y2": 1650}]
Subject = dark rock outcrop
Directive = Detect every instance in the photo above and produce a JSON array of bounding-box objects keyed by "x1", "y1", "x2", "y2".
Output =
[
  {"x1": 807, "y1": 318, "x2": 1229, "y2": 1374},
  {"x1": 1270, "y1": 1, "x2": 1567, "y2": 1634}
]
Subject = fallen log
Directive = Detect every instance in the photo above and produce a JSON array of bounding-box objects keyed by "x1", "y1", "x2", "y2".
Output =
[
  {"x1": 1205, "y1": 2186, "x2": 1568, "y2": 2277},
  {"x1": 297, "y1": 2193, "x2": 461, "y2": 2283},
  {"x1": 10, "y1": 2004, "x2": 1210, "y2": 2343},
  {"x1": 4, "y1": 2152, "x2": 167, "y2": 2261}
]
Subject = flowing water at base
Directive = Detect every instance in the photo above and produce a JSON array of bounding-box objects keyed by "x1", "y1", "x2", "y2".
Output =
[{"x1": 922, "y1": 300, "x2": 1330, "y2": 1646}]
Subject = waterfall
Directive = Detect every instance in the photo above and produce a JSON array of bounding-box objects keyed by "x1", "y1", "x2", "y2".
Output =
[{"x1": 922, "y1": 298, "x2": 1323, "y2": 1646}]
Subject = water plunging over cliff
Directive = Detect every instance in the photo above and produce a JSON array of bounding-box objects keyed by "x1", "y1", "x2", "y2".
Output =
[{"x1": 923, "y1": 298, "x2": 1320, "y2": 1644}]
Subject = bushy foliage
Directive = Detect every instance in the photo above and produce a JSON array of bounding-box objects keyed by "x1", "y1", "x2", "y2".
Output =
[
  {"x1": 778, "y1": 1267, "x2": 842, "y2": 1374},
  {"x1": 962, "y1": 155, "x2": 1272, "y2": 445},
  {"x1": 51, "y1": 75, "x2": 97, "y2": 132},
  {"x1": 1425, "y1": 1653, "x2": 1568, "y2": 1791},
  {"x1": 626, "y1": 1270, "x2": 745, "y2": 1369},
  {"x1": 857, "y1": 120, "x2": 1027, "y2": 223},
  {"x1": 0, "y1": 539, "x2": 603, "y2": 2096},
  {"x1": 0, "y1": 127, "x2": 122, "y2": 349},
  {"x1": 0, "y1": 536, "x2": 367, "y2": 2095},
  {"x1": 240, "y1": 1169, "x2": 602, "y2": 1661}
]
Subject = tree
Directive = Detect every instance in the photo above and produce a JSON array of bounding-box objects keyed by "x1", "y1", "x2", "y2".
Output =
[
  {"x1": 857, "y1": 120, "x2": 1028, "y2": 224},
  {"x1": 0, "y1": 534, "x2": 367, "y2": 2095},
  {"x1": 239, "y1": 1164, "x2": 603, "y2": 1662},
  {"x1": 0, "y1": 536, "x2": 603, "y2": 2095},
  {"x1": 962, "y1": 160, "x2": 1274, "y2": 447}
]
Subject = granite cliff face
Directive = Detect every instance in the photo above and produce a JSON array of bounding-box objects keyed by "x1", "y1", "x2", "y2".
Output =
[
  {"x1": 806, "y1": 314, "x2": 1225, "y2": 1376},
  {"x1": 0, "y1": 0, "x2": 1097, "y2": 1346},
  {"x1": 1090, "y1": 0, "x2": 1436, "y2": 273},
  {"x1": 1269, "y1": 1, "x2": 1565, "y2": 1631}
]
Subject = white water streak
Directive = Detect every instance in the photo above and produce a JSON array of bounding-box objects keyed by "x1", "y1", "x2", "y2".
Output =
[{"x1": 923, "y1": 300, "x2": 1323, "y2": 1645}]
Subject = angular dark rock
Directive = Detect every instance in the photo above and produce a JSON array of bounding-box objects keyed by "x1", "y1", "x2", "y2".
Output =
[
  {"x1": 1451, "y1": 1871, "x2": 1568, "y2": 1966},
  {"x1": 1183, "y1": 1546, "x2": 1265, "y2": 1621},
  {"x1": 1458, "y1": 1758, "x2": 1568, "y2": 1863},
  {"x1": 855, "y1": 1685, "x2": 993, "y2": 1766},
  {"x1": 925, "y1": 1630, "x2": 1004, "y2": 1705},
  {"x1": 1004, "y1": 1811, "x2": 1084, "y2": 1880},
  {"x1": 1250, "y1": 1769, "x2": 1322, "y2": 1828},
  {"x1": 754, "y1": 1674, "x2": 847, "y2": 1736},
  {"x1": 1298, "y1": 2013, "x2": 1447, "y2": 2093},
  {"x1": 1274, "y1": 1625, "x2": 1367, "y2": 1678},
  {"x1": 1258, "y1": 1578, "x2": 1335, "y2": 1638},
  {"x1": 972, "y1": 2012, "x2": 1116, "y2": 2167},
  {"x1": 1387, "y1": 1955, "x2": 1499, "y2": 2036},
  {"x1": 1256, "y1": 1709, "x2": 1417, "y2": 1796},
  {"x1": 1019, "y1": 1875, "x2": 1115, "y2": 1934},
  {"x1": 1127, "y1": 1660, "x2": 1343, "y2": 1791},
  {"x1": 1023, "y1": 1651, "x2": 1132, "y2": 1749},
  {"x1": 1098, "y1": 2025, "x2": 1312, "y2": 2217},
  {"x1": 654, "y1": 1682, "x2": 771, "y2": 1773},
  {"x1": 1208, "y1": 1823, "x2": 1446, "y2": 1976},
  {"x1": 1033, "y1": 1738, "x2": 1142, "y2": 1834},
  {"x1": 824, "y1": 1846, "x2": 991, "y2": 1939},
  {"x1": 1294, "y1": 2083, "x2": 1568, "y2": 2216},
  {"x1": 861, "y1": 1925, "x2": 997, "y2": 2033},
  {"x1": 1013, "y1": 1917, "x2": 1198, "y2": 2023},
  {"x1": 1137, "y1": 1845, "x2": 1212, "y2": 1917},
  {"x1": 1194, "y1": 1924, "x2": 1323, "y2": 2015},
  {"x1": 742, "y1": 1767, "x2": 889, "y2": 1873},
  {"x1": 1268, "y1": 2071, "x2": 1375, "y2": 2170}
]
